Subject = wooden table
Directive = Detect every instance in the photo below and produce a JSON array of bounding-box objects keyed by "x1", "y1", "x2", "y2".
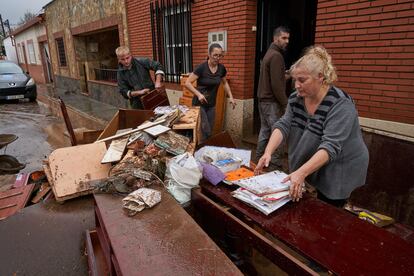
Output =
[
  {"x1": 88, "y1": 186, "x2": 241, "y2": 276},
  {"x1": 192, "y1": 180, "x2": 414, "y2": 275}
]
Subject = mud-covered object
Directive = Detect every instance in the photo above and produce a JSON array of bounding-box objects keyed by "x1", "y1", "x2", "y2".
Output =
[
  {"x1": 155, "y1": 131, "x2": 190, "y2": 156},
  {"x1": 0, "y1": 155, "x2": 25, "y2": 175},
  {"x1": 122, "y1": 187, "x2": 161, "y2": 216},
  {"x1": 109, "y1": 151, "x2": 147, "y2": 176}
]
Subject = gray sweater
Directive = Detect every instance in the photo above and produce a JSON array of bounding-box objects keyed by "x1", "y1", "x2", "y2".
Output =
[{"x1": 274, "y1": 86, "x2": 369, "y2": 199}]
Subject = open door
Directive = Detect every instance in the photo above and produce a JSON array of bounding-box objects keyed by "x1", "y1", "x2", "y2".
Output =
[{"x1": 253, "y1": 0, "x2": 317, "y2": 132}]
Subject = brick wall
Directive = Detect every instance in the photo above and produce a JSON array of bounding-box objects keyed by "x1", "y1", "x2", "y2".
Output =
[
  {"x1": 315, "y1": 0, "x2": 414, "y2": 124},
  {"x1": 125, "y1": 1, "x2": 153, "y2": 57},
  {"x1": 126, "y1": 0, "x2": 257, "y2": 100},
  {"x1": 192, "y1": 0, "x2": 257, "y2": 100},
  {"x1": 27, "y1": 64, "x2": 46, "y2": 84}
]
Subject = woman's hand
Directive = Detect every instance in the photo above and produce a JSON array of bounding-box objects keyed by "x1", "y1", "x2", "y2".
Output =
[
  {"x1": 229, "y1": 98, "x2": 236, "y2": 109},
  {"x1": 282, "y1": 170, "x2": 306, "y2": 202},
  {"x1": 197, "y1": 93, "x2": 208, "y2": 104},
  {"x1": 254, "y1": 153, "x2": 272, "y2": 175}
]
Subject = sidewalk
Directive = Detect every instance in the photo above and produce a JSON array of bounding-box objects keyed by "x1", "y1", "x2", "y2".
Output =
[{"x1": 37, "y1": 83, "x2": 118, "y2": 130}]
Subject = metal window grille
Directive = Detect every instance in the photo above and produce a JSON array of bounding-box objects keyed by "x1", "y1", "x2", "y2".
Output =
[
  {"x1": 94, "y1": 68, "x2": 118, "y2": 83},
  {"x1": 150, "y1": 0, "x2": 193, "y2": 83},
  {"x1": 55, "y1": 37, "x2": 67, "y2": 67}
]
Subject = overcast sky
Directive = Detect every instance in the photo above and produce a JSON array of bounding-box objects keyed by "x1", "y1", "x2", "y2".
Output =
[{"x1": 0, "y1": 0, "x2": 52, "y2": 27}]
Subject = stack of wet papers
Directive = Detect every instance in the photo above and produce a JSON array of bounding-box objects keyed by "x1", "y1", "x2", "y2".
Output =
[{"x1": 232, "y1": 170, "x2": 291, "y2": 215}]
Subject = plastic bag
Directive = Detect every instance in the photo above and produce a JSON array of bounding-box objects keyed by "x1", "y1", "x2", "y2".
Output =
[{"x1": 164, "y1": 152, "x2": 202, "y2": 205}]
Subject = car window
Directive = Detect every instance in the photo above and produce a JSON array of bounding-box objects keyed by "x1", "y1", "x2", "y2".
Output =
[{"x1": 0, "y1": 62, "x2": 24, "y2": 74}]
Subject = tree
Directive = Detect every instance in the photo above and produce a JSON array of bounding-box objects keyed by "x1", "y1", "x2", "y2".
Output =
[{"x1": 17, "y1": 11, "x2": 36, "y2": 26}]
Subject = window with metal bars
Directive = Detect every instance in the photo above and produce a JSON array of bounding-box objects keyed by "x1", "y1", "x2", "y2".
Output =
[
  {"x1": 55, "y1": 37, "x2": 67, "y2": 67},
  {"x1": 150, "y1": 0, "x2": 192, "y2": 83}
]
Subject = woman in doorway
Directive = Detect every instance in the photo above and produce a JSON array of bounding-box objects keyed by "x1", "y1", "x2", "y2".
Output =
[
  {"x1": 255, "y1": 45, "x2": 369, "y2": 207},
  {"x1": 185, "y1": 43, "x2": 236, "y2": 141}
]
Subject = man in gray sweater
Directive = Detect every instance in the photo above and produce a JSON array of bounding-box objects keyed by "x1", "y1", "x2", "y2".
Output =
[{"x1": 256, "y1": 26, "x2": 290, "y2": 170}]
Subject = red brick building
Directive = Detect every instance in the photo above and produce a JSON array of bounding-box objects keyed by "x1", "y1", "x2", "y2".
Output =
[
  {"x1": 41, "y1": 0, "x2": 413, "y2": 140},
  {"x1": 125, "y1": 0, "x2": 413, "y2": 140},
  {"x1": 316, "y1": 0, "x2": 414, "y2": 125}
]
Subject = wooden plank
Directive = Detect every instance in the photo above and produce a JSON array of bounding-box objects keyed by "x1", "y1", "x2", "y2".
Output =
[
  {"x1": 48, "y1": 143, "x2": 111, "y2": 201},
  {"x1": 213, "y1": 82, "x2": 226, "y2": 135},
  {"x1": 101, "y1": 137, "x2": 129, "y2": 164},
  {"x1": 95, "y1": 119, "x2": 166, "y2": 144},
  {"x1": 31, "y1": 183, "x2": 52, "y2": 204},
  {"x1": 0, "y1": 184, "x2": 35, "y2": 220},
  {"x1": 85, "y1": 229, "x2": 110, "y2": 276}
]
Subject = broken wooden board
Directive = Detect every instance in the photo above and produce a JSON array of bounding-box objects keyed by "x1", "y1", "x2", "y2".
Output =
[
  {"x1": 95, "y1": 119, "x2": 166, "y2": 144},
  {"x1": 0, "y1": 184, "x2": 35, "y2": 221},
  {"x1": 101, "y1": 129, "x2": 131, "y2": 164},
  {"x1": 47, "y1": 142, "x2": 111, "y2": 202},
  {"x1": 31, "y1": 183, "x2": 52, "y2": 204},
  {"x1": 101, "y1": 137, "x2": 129, "y2": 164}
]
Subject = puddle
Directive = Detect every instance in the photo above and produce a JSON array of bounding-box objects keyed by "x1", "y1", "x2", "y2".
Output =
[{"x1": 0, "y1": 101, "x2": 70, "y2": 173}]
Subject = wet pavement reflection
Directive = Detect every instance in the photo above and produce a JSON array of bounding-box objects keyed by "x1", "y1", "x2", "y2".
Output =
[{"x1": 0, "y1": 100, "x2": 70, "y2": 174}]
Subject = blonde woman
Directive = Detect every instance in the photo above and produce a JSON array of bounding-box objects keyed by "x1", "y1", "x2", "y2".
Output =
[{"x1": 255, "y1": 46, "x2": 369, "y2": 207}]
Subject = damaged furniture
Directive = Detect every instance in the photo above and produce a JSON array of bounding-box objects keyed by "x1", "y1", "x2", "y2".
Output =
[
  {"x1": 191, "y1": 132, "x2": 414, "y2": 275},
  {"x1": 86, "y1": 190, "x2": 242, "y2": 275}
]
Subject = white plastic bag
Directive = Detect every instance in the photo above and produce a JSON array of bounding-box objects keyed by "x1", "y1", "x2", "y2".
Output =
[{"x1": 164, "y1": 152, "x2": 202, "y2": 205}]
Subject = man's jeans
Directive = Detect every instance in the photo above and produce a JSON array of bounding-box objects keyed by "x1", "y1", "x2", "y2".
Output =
[{"x1": 256, "y1": 101, "x2": 283, "y2": 170}]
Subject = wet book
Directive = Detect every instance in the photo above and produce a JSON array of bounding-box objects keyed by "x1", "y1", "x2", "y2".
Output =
[{"x1": 232, "y1": 170, "x2": 290, "y2": 196}]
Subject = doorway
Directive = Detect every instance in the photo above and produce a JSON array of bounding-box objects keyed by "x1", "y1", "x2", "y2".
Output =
[
  {"x1": 40, "y1": 42, "x2": 53, "y2": 83},
  {"x1": 253, "y1": 0, "x2": 317, "y2": 132},
  {"x1": 21, "y1": 43, "x2": 29, "y2": 73}
]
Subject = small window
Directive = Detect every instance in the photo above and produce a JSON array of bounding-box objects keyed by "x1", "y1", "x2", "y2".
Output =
[
  {"x1": 27, "y1": 41, "x2": 36, "y2": 64},
  {"x1": 208, "y1": 30, "x2": 227, "y2": 51},
  {"x1": 55, "y1": 37, "x2": 67, "y2": 67}
]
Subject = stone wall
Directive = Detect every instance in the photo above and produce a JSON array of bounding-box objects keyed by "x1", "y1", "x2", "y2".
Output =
[
  {"x1": 88, "y1": 80, "x2": 127, "y2": 108},
  {"x1": 54, "y1": 75, "x2": 81, "y2": 94}
]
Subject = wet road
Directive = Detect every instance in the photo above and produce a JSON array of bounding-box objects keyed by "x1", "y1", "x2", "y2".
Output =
[
  {"x1": 0, "y1": 101, "x2": 93, "y2": 276},
  {"x1": 0, "y1": 100, "x2": 70, "y2": 174}
]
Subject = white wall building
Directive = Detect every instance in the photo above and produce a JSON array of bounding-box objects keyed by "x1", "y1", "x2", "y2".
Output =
[{"x1": 3, "y1": 36, "x2": 18, "y2": 63}]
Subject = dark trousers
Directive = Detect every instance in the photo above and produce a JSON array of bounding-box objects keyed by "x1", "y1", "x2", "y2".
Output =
[
  {"x1": 256, "y1": 101, "x2": 283, "y2": 169},
  {"x1": 200, "y1": 105, "x2": 216, "y2": 142}
]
